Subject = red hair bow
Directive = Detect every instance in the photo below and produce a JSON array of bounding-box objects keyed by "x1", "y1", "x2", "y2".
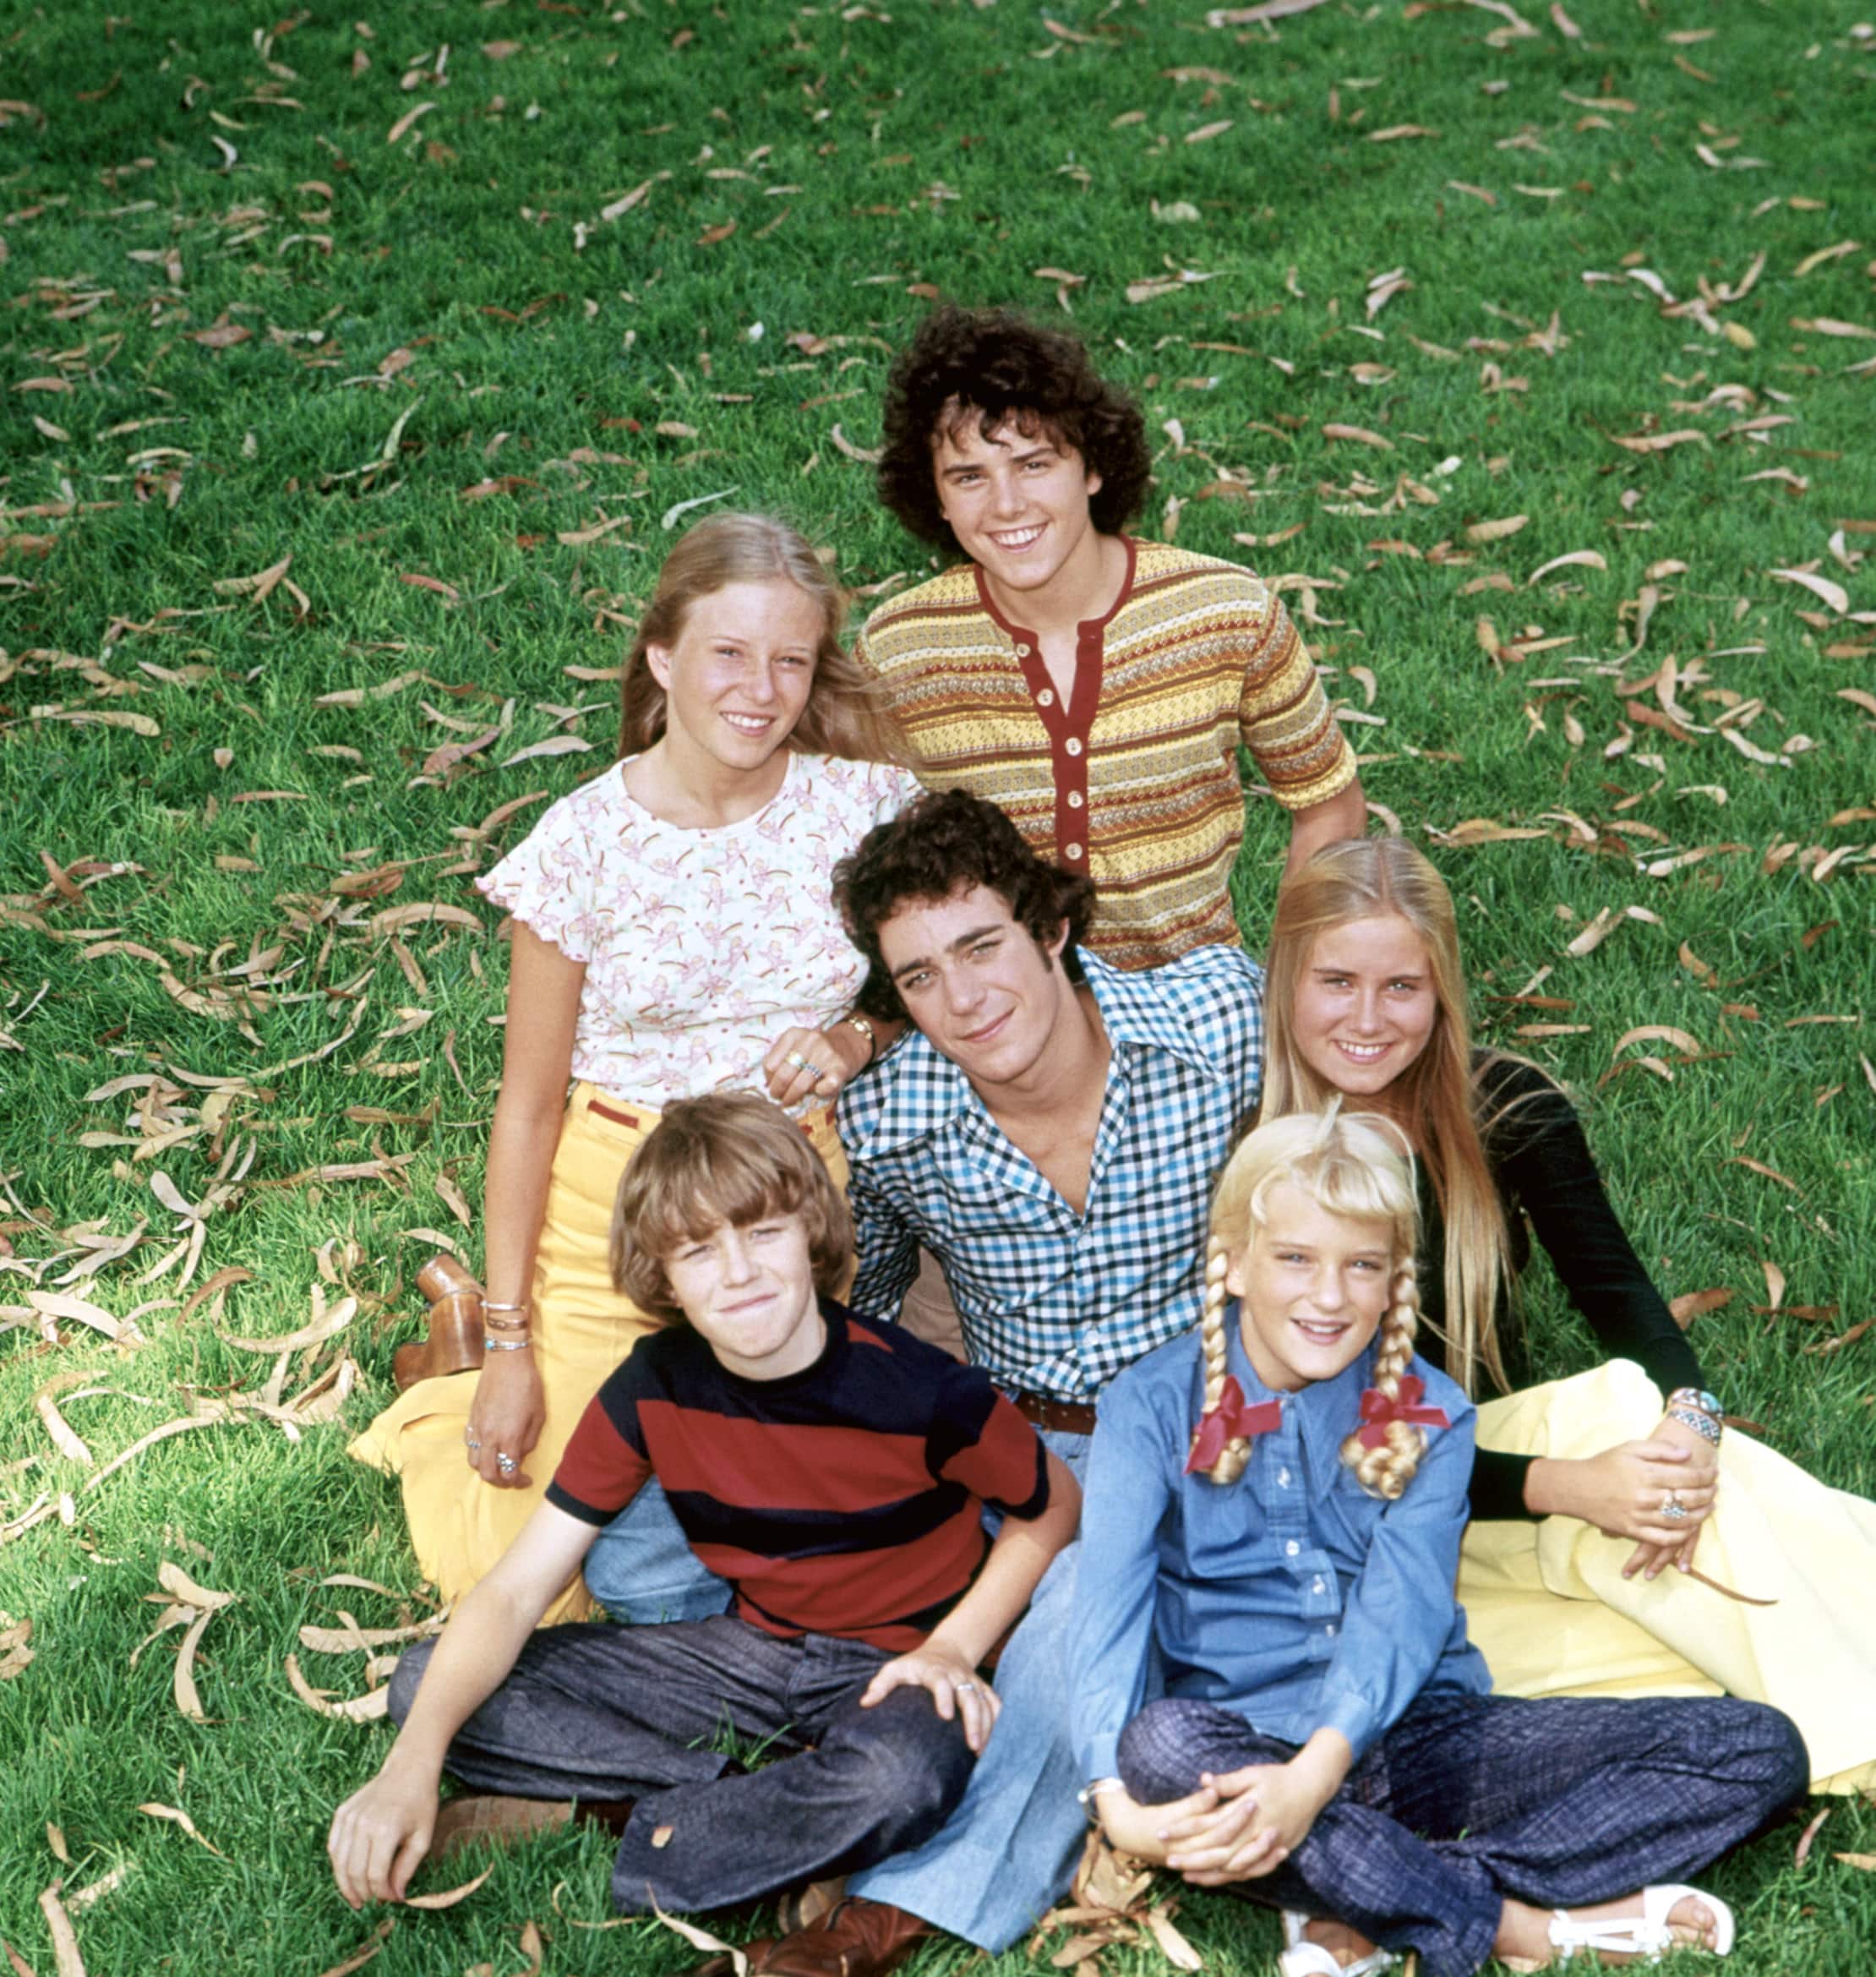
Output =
[
  {"x1": 1356, "y1": 1374, "x2": 1450, "y2": 1450},
  {"x1": 1186, "y1": 1376, "x2": 1284, "y2": 1473}
]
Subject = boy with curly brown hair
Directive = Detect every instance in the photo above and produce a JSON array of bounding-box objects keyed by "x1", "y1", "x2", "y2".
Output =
[{"x1": 856, "y1": 303, "x2": 1366, "y2": 974}]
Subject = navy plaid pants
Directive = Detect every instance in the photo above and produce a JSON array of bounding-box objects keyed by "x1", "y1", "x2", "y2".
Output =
[
  {"x1": 1121, "y1": 1690, "x2": 1806, "y2": 1977},
  {"x1": 390, "y1": 1615, "x2": 973, "y2": 1915}
]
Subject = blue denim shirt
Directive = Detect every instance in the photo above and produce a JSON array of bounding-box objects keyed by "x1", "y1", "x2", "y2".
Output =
[{"x1": 1070, "y1": 1309, "x2": 1490, "y2": 1783}]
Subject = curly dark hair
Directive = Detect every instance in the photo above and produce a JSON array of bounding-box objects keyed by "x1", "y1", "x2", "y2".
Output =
[
  {"x1": 876, "y1": 306, "x2": 1153, "y2": 554},
  {"x1": 832, "y1": 789, "x2": 1095, "y2": 1020}
]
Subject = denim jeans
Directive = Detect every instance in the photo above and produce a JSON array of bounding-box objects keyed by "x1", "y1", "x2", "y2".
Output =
[
  {"x1": 849, "y1": 1426, "x2": 1094, "y2": 1952},
  {"x1": 1121, "y1": 1690, "x2": 1808, "y2": 1977},
  {"x1": 582, "y1": 1476, "x2": 733, "y2": 1624},
  {"x1": 390, "y1": 1614, "x2": 973, "y2": 1914}
]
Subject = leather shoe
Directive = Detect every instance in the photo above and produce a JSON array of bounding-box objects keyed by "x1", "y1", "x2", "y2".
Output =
[
  {"x1": 417, "y1": 1253, "x2": 483, "y2": 1304},
  {"x1": 744, "y1": 1898, "x2": 930, "y2": 1977},
  {"x1": 392, "y1": 1289, "x2": 485, "y2": 1391}
]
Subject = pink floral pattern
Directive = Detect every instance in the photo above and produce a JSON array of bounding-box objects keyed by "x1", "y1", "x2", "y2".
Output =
[{"x1": 477, "y1": 754, "x2": 920, "y2": 1104}]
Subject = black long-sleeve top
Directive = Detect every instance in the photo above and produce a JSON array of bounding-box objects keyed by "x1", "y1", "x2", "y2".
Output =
[{"x1": 1411, "y1": 1057, "x2": 1705, "y2": 1522}]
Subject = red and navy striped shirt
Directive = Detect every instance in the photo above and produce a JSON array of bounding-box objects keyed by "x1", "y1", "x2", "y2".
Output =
[{"x1": 547, "y1": 1301, "x2": 1051, "y2": 1652}]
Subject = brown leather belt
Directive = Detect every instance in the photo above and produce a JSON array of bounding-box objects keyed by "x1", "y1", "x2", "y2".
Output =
[{"x1": 1006, "y1": 1390, "x2": 1097, "y2": 1436}]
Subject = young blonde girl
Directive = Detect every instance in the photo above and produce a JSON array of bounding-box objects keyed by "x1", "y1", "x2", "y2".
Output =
[
  {"x1": 1068, "y1": 1109, "x2": 1803, "y2": 1977},
  {"x1": 351, "y1": 514, "x2": 920, "y2": 1625},
  {"x1": 1259, "y1": 837, "x2": 1876, "y2": 1794}
]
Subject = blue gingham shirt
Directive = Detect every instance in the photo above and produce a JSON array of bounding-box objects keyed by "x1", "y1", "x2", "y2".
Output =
[
  {"x1": 838, "y1": 945, "x2": 1264, "y2": 1401},
  {"x1": 1069, "y1": 1317, "x2": 1490, "y2": 1783}
]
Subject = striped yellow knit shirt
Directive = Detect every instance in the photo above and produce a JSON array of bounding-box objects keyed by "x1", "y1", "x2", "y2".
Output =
[{"x1": 852, "y1": 538, "x2": 1357, "y2": 970}]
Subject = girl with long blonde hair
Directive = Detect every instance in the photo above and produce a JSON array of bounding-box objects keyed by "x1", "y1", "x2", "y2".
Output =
[
  {"x1": 1068, "y1": 1107, "x2": 1799, "y2": 1977},
  {"x1": 1259, "y1": 837, "x2": 1876, "y2": 1796},
  {"x1": 352, "y1": 513, "x2": 920, "y2": 1625}
]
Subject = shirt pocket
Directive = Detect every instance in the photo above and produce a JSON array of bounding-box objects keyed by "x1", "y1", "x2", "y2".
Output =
[{"x1": 1177, "y1": 1471, "x2": 1272, "y2": 1576}]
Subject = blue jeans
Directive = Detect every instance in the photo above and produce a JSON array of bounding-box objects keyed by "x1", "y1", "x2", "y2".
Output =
[
  {"x1": 580, "y1": 1429, "x2": 1094, "y2": 1950},
  {"x1": 390, "y1": 1615, "x2": 973, "y2": 1914},
  {"x1": 849, "y1": 1426, "x2": 1093, "y2": 1952},
  {"x1": 1122, "y1": 1690, "x2": 1808, "y2": 1977},
  {"x1": 583, "y1": 1477, "x2": 733, "y2": 1624}
]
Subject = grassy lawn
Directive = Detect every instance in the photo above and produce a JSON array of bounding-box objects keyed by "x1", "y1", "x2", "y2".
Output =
[{"x1": 3, "y1": 0, "x2": 1873, "y2": 1970}]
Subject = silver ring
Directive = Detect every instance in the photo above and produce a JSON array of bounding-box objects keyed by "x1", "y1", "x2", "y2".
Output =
[
  {"x1": 496, "y1": 1452, "x2": 517, "y2": 1475},
  {"x1": 465, "y1": 1434, "x2": 482, "y2": 1452},
  {"x1": 1662, "y1": 1494, "x2": 1688, "y2": 1521},
  {"x1": 955, "y1": 1681, "x2": 977, "y2": 1692},
  {"x1": 786, "y1": 1050, "x2": 810, "y2": 1072}
]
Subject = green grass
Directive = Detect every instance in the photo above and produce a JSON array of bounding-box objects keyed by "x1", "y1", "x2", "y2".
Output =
[{"x1": 3, "y1": 0, "x2": 1873, "y2": 1969}]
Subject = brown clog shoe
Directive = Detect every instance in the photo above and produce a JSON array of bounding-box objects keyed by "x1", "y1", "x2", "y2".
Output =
[
  {"x1": 392, "y1": 1289, "x2": 486, "y2": 1391},
  {"x1": 417, "y1": 1253, "x2": 483, "y2": 1305}
]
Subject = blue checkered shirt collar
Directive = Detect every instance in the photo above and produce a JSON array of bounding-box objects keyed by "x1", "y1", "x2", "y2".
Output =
[{"x1": 846, "y1": 948, "x2": 1221, "y2": 1159}]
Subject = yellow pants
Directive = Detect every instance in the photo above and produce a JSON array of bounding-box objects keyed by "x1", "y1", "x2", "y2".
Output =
[
  {"x1": 349, "y1": 1084, "x2": 849, "y2": 1626},
  {"x1": 1460, "y1": 1359, "x2": 1876, "y2": 1792}
]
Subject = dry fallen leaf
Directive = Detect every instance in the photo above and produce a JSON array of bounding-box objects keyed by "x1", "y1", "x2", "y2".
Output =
[
  {"x1": 314, "y1": 1919, "x2": 395, "y2": 1977},
  {"x1": 1668, "y1": 1288, "x2": 1734, "y2": 1329},
  {"x1": 1770, "y1": 568, "x2": 1850, "y2": 614},
  {"x1": 402, "y1": 1865, "x2": 494, "y2": 1910},
  {"x1": 138, "y1": 1804, "x2": 222, "y2": 1854},
  {"x1": 1322, "y1": 423, "x2": 1393, "y2": 451},
  {"x1": 35, "y1": 1887, "x2": 84, "y2": 1977}
]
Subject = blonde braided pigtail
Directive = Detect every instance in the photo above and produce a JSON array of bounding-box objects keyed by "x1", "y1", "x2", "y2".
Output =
[
  {"x1": 1340, "y1": 1257, "x2": 1427, "y2": 1500},
  {"x1": 1192, "y1": 1238, "x2": 1253, "y2": 1486}
]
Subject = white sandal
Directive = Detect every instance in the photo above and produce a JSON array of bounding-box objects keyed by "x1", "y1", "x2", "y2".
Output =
[
  {"x1": 1279, "y1": 1909, "x2": 1401, "y2": 1977},
  {"x1": 1546, "y1": 1883, "x2": 1736, "y2": 1963}
]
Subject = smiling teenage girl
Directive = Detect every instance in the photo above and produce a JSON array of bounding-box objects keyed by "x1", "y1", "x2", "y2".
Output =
[
  {"x1": 1258, "y1": 837, "x2": 1876, "y2": 1794},
  {"x1": 351, "y1": 515, "x2": 919, "y2": 1625},
  {"x1": 1070, "y1": 1109, "x2": 1805, "y2": 1977}
]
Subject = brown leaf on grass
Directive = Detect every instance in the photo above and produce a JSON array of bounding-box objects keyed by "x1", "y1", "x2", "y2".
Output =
[
  {"x1": 646, "y1": 1898, "x2": 745, "y2": 1971},
  {"x1": 368, "y1": 903, "x2": 483, "y2": 936},
  {"x1": 1608, "y1": 430, "x2": 1708, "y2": 454},
  {"x1": 1434, "y1": 818, "x2": 1552, "y2": 845},
  {"x1": 1722, "y1": 1156, "x2": 1801, "y2": 1193},
  {"x1": 179, "y1": 1268, "x2": 256, "y2": 1322},
  {"x1": 1369, "y1": 125, "x2": 1441, "y2": 142},
  {"x1": 1770, "y1": 568, "x2": 1849, "y2": 614},
  {"x1": 138, "y1": 1804, "x2": 222, "y2": 1854},
  {"x1": 1528, "y1": 549, "x2": 1606, "y2": 584},
  {"x1": 213, "y1": 554, "x2": 292, "y2": 602},
  {"x1": 696, "y1": 221, "x2": 737, "y2": 247},
  {"x1": 1141, "y1": 1907, "x2": 1203, "y2": 1970},
  {"x1": 1322, "y1": 423, "x2": 1393, "y2": 451},
  {"x1": 1611, "y1": 1024, "x2": 1700, "y2": 1058},
  {"x1": 35, "y1": 1375, "x2": 92, "y2": 1467},
  {"x1": 1808, "y1": 1319, "x2": 1872, "y2": 1357},
  {"x1": 1835, "y1": 1853, "x2": 1876, "y2": 1871},
  {"x1": 1791, "y1": 318, "x2": 1876, "y2": 341},
  {"x1": 1761, "y1": 1260, "x2": 1786, "y2": 1311},
  {"x1": 601, "y1": 181, "x2": 653, "y2": 222},
  {"x1": 314, "y1": 1919, "x2": 394, "y2": 1977},
  {"x1": 404, "y1": 1866, "x2": 494, "y2": 1910},
  {"x1": 1668, "y1": 1287, "x2": 1736, "y2": 1328},
  {"x1": 500, "y1": 735, "x2": 592, "y2": 767},
  {"x1": 173, "y1": 1608, "x2": 216, "y2": 1722},
  {"x1": 188, "y1": 322, "x2": 251, "y2": 350},
  {"x1": 286, "y1": 1653, "x2": 391, "y2": 1722},
  {"x1": 26, "y1": 1291, "x2": 134, "y2": 1344},
  {"x1": 219, "y1": 1294, "x2": 357, "y2": 1357},
  {"x1": 4, "y1": 1937, "x2": 38, "y2": 1975},
  {"x1": 396, "y1": 572, "x2": 460, "y2": 604},
  {"x1": 1465, "y1": 514, "x2": 1528, "y2": 544},
  {"x1": 1795, "y1": 1804, "x2": 1831, "y2": 1865},
  {"x1": 830, "y1": 424, "x2": 884, "y2": 465},
  {"x1": 1205, "y1": 0, "x2": 1333, "y2": 19},
  {"x1": 385, "y1": 101, "x2": 434, "y2": 145},
  {"x1": 35, "y1": 1887, "x2": 83, "y2": 1977}
]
